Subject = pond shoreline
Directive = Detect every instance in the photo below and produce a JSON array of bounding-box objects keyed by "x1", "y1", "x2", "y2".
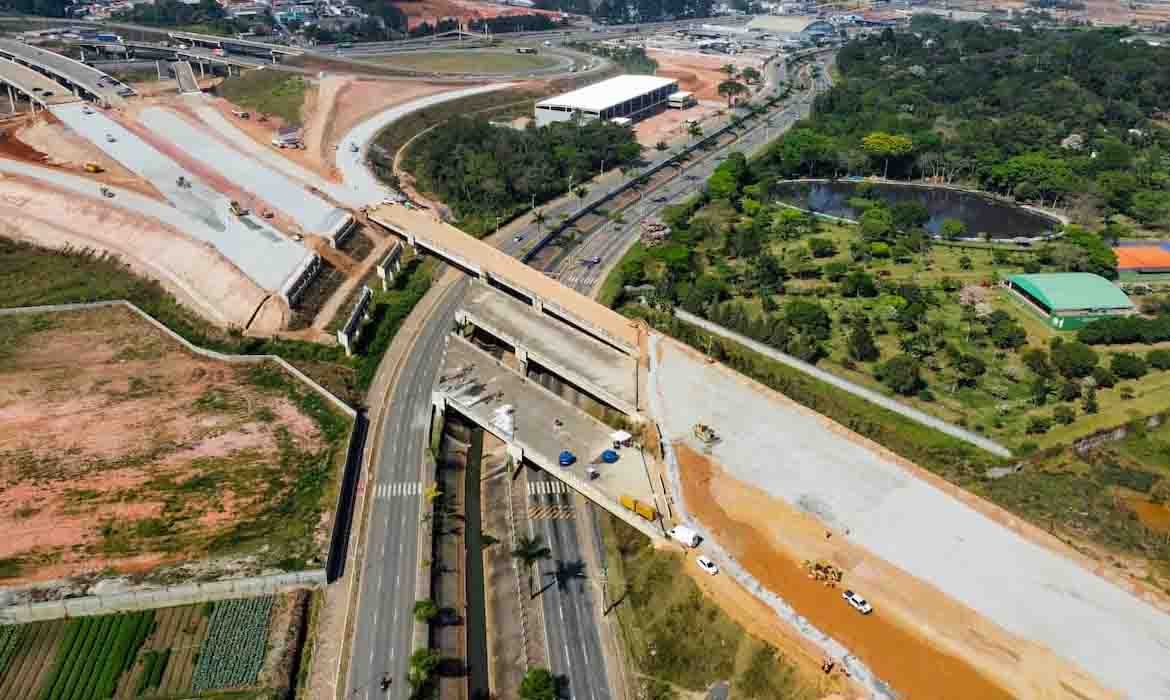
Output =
[{"x1": 771, "y1": 177, "x2": 1068, "y2": 241}]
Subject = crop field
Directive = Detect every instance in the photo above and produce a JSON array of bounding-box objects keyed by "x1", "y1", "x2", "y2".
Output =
[
  {"x1": 0, "y1": 594, "x2": 297, "y2": 700},
  {"x1": 0, "y1": 306, "x2": 348, "y2": 588}
]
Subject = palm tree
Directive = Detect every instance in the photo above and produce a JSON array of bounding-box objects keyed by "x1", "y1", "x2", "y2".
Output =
[
  {"x1": 533, "y1": 209, "x2": 547, "y2": 237},
  {"x1": 687, "y1": 121, "x2": 703, "y2": 142},
  {"x1": 718, "y1": 79, "x2": 748, "y2": 109},
  {"x1": 720, "y1": 63, "x2": 737, "y2": 78},
  {"x1": 512, "y1": 534, "x2": 552, "y2": 595}
]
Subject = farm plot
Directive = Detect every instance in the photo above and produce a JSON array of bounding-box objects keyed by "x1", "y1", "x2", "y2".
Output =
[
  {"x1": 26, "y1": 611, "x2": 155, "y2": 700},
  {"x1": 191, "y1": 597, "x2": 274, "y2": 692},
  {"x1": 116, "y1": 604, "x2": 209, "y2": 700}
]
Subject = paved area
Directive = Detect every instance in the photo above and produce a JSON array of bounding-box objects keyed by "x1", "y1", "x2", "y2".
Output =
[
  {"x1": 186, "y1": 96, "x2": 364, "y2": 208},
  {"x1": 0, "y1": 38, "x2": 130, "y2": 106},
  {"x1": 50, "y1": 102, "x2": 311, "y2": 293},
  {"x1": 649, "y1": 336, "x2": 1170, "y2": 700},
  {"x1": 173, "y1": 61, "x2": 199, "y2": 94},
  {"x1": 675, "y1": 309, "x2": 1011, "y2": 457},
  {"x1": 139, "y1": 106, "x2": 353, "y2": 239},
  {"x1": 438, "y1": 335, "x2": 654, "y2": 511},
  {"x1": 460, "y1": 284, "x2": 638, "y2": 414},
  {"x1": 335, "y1": 84, "x2": 514, "y2": 204},
  {"x1": 0, "y1": 57, "x2": 80, "y2": 106}
]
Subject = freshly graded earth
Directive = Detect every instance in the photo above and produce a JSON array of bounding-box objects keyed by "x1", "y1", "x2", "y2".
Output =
[{"x1": 0, "y1": 306, "x2": 344, "y2": 590}]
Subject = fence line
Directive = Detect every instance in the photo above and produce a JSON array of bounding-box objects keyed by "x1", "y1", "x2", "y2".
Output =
[
  {"x1": 1, "y1": 300, "x2": 355, "y2": 418},
  {"x1": 1, "y1": 571, "x2": 326, "y2": 624}
]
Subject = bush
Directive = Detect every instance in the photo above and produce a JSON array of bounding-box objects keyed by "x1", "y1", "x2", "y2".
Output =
[
  {"x1": 413, "y1": 599, "x2": 439, "y2": 623},
  {"x1": 875, "y1": 354, "x2": 923, "y2": 395},
  {"x1": 519, "y1": 668, "x2": 558, "y2": 700},
  {"x1": 1092, "y1": 366, "x2": 1117, "y2": 388},
  {"x1": 1120, "y1": 385, "x2": 1136, "y2": 400},
  {"x1": 1078, "y1": 315, "x2": 1170, "y2": 345},
  {"x1": 1148, "y1": 348, "x2": 1170, "y2": 370},
  {"x1": 1053, "y1": 405, "x2": 1076, "y2": 424},
  {"x1": 1052, "y1": 341, "x2": 1099, "y2": 378},
  {"x1": 1026, "y1": 416, "x2": 1052, "y2": 434},
  {"x1": 1111, "y1": 352, "x2": 1148, "y2": 379}
]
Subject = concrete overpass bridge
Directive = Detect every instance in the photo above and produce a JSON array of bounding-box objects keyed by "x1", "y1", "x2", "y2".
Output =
[
  {"x1": 167, "y1": 31, "x2": 303, "y2": 60},
  {"x1": 0, "y1": 38, "x2": 133, "y2": 107},
  {"x1": 0, "y1": 56, "x2": 81, "y2": 113},
  {"x1": 68, "y1": 40, "x2": 273, "y2": 72}
]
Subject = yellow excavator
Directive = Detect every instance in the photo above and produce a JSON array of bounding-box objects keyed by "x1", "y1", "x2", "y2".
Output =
[
  {"x1": 84, "y1": 162, "x2": 104, "y2": 174},
  {"x1": 693, "y1": 423, "x2": 718, "y2": 445}
]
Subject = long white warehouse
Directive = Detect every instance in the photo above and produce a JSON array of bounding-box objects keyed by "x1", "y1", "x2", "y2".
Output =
[{"x1": 535, "y1": 74, "x2": 678, "y2": 127}]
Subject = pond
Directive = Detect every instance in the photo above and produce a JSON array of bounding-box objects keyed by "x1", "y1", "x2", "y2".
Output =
[{"x1": 770, "y1": 180, "x2": 1060, "y2": 240}]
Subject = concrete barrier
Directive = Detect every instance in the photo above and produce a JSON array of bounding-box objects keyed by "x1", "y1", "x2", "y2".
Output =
[
  {"x1": 376, "y1": 241, "x2": 403, "y2": 291},
  {"x1": 336, "y1": 286, "x2": 373, "y2": 357},
  {"x1": 0, "y1": 570, "x2": 325, "y2": 623}
]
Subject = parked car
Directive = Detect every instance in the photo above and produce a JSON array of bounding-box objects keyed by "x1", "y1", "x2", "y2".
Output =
[
  {"x1": 842, "y1": 590, "x2": 873, "y2": 615},
  {"x1": 695, "y1": 556, "x2": 719, "y2": 575}
]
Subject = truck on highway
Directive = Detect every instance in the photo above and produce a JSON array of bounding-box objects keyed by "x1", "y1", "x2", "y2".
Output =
[{"x1": 668, "y1": 525, "x2": 701, "y2": 548}]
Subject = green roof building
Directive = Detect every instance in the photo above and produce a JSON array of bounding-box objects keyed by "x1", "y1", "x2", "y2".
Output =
[{"x1": 1005, "y1": 273, "x2": 1135, "y2": 330}]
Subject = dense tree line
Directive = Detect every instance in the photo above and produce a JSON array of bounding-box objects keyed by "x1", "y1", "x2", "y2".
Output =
[
  {"x1": 114, "y1": 0, "x2": 243, "y2": 31},
  {"x1": 404, "y1": 117, "x2": 641, "y2": 233},
  {"x1": 755, "y1": 19, "x2": 1170, "y2": 227},
  {"x1": 594, "y1": 0, "x2": 714, "y2": 24},
  {"x1": 0, "y1": 0, "x2": 71, "y2": 17},
  {"x1": 1077, "y1": 314, "x2": 1170, "y2": 345}
]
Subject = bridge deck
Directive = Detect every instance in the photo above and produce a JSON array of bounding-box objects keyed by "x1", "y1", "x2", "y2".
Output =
[
  {"x1": 369, "y1": 203, "x2": 640, "y2": 353},
  {"x1": 0, "y1": 57, "x2": 81, "y2": 106},
  {"x1": 173, "y1": 61, "x2": 199, "y2": 94},
  {"x1": 0, "y1": 39, "x2": 130, "y2": 106}
]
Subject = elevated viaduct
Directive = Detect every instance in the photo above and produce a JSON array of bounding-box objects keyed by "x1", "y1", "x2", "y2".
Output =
[
  {"x1": 0, "y1": 38, "x2": 133, "y2": 107},
  {"x1": 0, "y1": 57, "x2": 81, "y2": 112}
]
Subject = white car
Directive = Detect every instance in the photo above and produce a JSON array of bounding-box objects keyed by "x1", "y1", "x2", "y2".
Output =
[
  {"x1": 695, "y1": 556, "x2": 719, "y2": 575},
  {"x1": 842, "y1": 590, "x2": 873, "y2": 615}
]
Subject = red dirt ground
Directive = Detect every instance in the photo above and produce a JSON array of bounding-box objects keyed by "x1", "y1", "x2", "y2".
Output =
[
  {"x1": 394, "y1": 0, "x2": 567, "y2": 29},
  {"x1": 0, "y1": 306, "x2": 327, "y2": 587}
]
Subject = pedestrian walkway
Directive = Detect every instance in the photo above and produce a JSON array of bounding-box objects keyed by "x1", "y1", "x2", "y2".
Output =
[
  {"x1": 673, "y1": 309, "x2": 1012, "y2": 458},
  {"x1": 373, "y1": 481, "x2": 421, "y2": 500}
]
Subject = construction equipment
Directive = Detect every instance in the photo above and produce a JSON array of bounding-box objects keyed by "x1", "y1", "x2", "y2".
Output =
[
  {"x1": 693, "y1": 423, "x2": 718, "y2": 445},
  {"x1": 99, "y1": 186, "x2": 114, "y2": 198},
  {"x1": 84, "y1": 162, "x2": 104, "y2": 174},
  {"x1": 619, "y1": 494, "x2": 657, "y2": 521},
  {"x1": 229, "y1": 200, "x2": 247, "y2": 217},
  {"x1": 176, "y1": 175, "x2": 191, "y2": 189},
  {"x1": 803, "y1": 560, "x2": 844, "y2": 586}
]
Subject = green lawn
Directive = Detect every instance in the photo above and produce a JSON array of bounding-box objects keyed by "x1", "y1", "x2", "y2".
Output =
[
  {"x1": 372, "y1": 49, "x2": 557, "y2": 74},
  {"x1": 216, "y1": 70, "x2": 307, "y2": 126}
]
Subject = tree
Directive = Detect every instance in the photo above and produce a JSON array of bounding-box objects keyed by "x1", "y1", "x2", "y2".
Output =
[
  {"x1": 720, "y1": 63, "x2": 737, "y2": 78},
  {"x1": 740, "y1": 66, "x2": 762, "y2": 84},
  {"x1": 533, "y1": 209, "x2": 547, "y2": 237},
  {"x1": 520, "y1": 668, "x2": 558, "y2": 700},
  {"x1": 958, "y1": 255, "x2": 973, "y2": 270},
  {"x1": 807, "y1": 237, "x2": 837, "y2": 258},
  {"x1": 940, "y1": 218, "x2": 967, "y2": 240},
  {"x1": 1082, "y1": 387, "x2": 1099, "y2": 414},
  {"x1": 784, "y1": 300, "x2": 831, "y2": 340},
  {"x1": 847, "y1": 319, "x2": 880, "y2": 362},
  {"x1": 861, "y1": 132, "x2": 913, "y2": 179},
  {"x1": 718, "y1": 80, "x2": 749, "y2": 108},
  {"x1": 512, "y1": 534, "x2": 551, "y2": 593},
  {"x1": 1052, "y1": 340, "x2": 1098, "y2": 378},
  {"x1": 407, "y1": 648, "x2": 441, "y2": 690},
  {"x1": 1058, "y1": 380, "x2": 1081, "y2": 402},
  {"x1": 954, "y1": 354, "x2": 987, "y2": 390},
  {"x1": 1148, "y1": 348, "x2": 1170, "y2": 370},
  {"x1": 1111, "y1": 352, "x2": 1148, "y2": 379},
  {"x1": 841, "y1": 271, "x2": 878, "y2": 298},
  {"x1": 859, "y1": 207, "x2": 894, "y2": 241},
  {"x1": 687, "y1": 121, "x2": 703, "y2": 141},
  {"x1": 413, "y1": 599, "x2": 439, "y2": 623},
  {"x1": 876, "y1": 354, "x2": 923, "y2": 395},
  {"x1": 1092, "y1": 365, "x2": 1117, "y2": 388},
  {"x1": 1023, "y1": 349, "x2": 1053, "y2": 377},
  {"x1": 1053, "y1": 405, "x2": 1076, "y2": 425},
  {"x1": 1026, "y1": 416, "x2": 1052, "y2": 434}
]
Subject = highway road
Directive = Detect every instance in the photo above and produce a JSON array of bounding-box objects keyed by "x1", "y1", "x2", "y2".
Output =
[{"x1": 347, "y1": 52, "x2": 831, "y2": 700}]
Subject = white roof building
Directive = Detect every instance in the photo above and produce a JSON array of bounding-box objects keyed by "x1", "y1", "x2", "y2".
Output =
[{"x1": 535, "y1": 75, "x2": 678, "y2": 127}]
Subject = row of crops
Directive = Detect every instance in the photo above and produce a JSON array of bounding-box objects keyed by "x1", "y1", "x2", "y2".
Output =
[
  {"x1": 0, "y1": 625, "x2": 22, "y2": 676},
  {"x1": 190, "y1": 596, "x2": 273, "y2": 692},
  {"x1": 37, "y1": 610, "x2": 154, "y2": 700},
  {"x1": 134, "y1": 649, "x2": 169, "y2": 698}
]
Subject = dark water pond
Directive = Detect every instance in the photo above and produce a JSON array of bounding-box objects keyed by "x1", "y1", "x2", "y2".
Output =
[{"x1": 770, "y1": 180, "x2": 1059, "y2": 239}]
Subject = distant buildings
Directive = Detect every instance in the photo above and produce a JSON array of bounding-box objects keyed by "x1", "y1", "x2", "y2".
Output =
[{"x1": 534, "y1": 75, "x2": 678, "y2": 128}]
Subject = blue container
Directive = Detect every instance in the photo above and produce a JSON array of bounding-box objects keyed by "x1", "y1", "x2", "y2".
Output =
[
  {"x1": 601, "y1": 450, "x2": 619, "y2": 464},
  {"x1": 558, "y1": 451, "x2": 576, "y2": 466}
]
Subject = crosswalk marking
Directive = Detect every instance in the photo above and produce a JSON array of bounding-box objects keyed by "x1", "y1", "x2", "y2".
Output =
[
  {"x1": 527, "y1": 480, "x2": 569, "y2": 496},
  {"x1": 373, "y1": 481, "x2": 422, "y2": 500},
  {"x1": 529, "y1": 504, "x2": 575, "y2": 520}
]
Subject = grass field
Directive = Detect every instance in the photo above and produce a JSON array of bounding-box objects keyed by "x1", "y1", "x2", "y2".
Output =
[
  {"x1": 371, "y1": 49, "x2": 558, "y2": 74},
  {"x1": 215, "y1": 70, "x2": 307, "y2": 126},
  {"x1": 0, "y1": 594, "x2": 307, "y2": 700},
  {"x1": 602, "y1": 515, "x2": 821, "y2": 700}
]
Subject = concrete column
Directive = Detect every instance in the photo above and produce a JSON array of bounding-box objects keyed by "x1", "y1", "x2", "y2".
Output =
[
  {"x1": 532, "y1": 297, "x2": 544, "y2": 314},
  {"x1": 431, "y1": 392, "x2": 446, "y2": 414},
  {"x1": 199, "y1": 62, "x2": 205, "y2": 79},
  {"x1": 7, "y1": 85, "x2": 14, "y2": 114},
  {"x1": 506, "y1": 443, "x2": 524, "y2": 464},
  {"x1": 515, "y1": 345, "x2": 529, "y2": 373}
]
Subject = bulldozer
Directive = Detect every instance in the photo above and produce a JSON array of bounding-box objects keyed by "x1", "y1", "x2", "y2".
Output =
[
  {"x1": 84, "y1": 162, "x2": 104, "y2": 174},
  {"x1": 693, "y1": 423, "x2": 718, "y2": 445}
]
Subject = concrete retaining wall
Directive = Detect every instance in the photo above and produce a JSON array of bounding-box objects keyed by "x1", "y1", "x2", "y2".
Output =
[
  {"x1": 1, "y1": 571, "x2": 325, "y2": 624},
  {"x1": 283, "y1": 252, "x2": 322, "y2": 305}
]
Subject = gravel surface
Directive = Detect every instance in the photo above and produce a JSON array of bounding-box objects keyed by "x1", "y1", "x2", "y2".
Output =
[{"x1": 650, "y1": 336, "x2": 1170, "y2": 700}]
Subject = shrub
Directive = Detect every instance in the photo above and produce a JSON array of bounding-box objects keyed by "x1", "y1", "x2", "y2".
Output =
[
  {"x1": 1147, "y1": 348, "x2": 1170, "y2": 370},
  {"x1": 1026, "y1": 416, "x2": 1052, "y2": 434},
  {"x1": 1053, "y1": 405, "x2": 1076, "y2": 424},
  {"x1": 1120, "y1": 385, "x2": 1136, "y2": 400},
  {"x1": 875, "y1": 354, "x2": 923, "y2": 395},
  {"x1": 1052, "y1": 341, "x2": 1099, "y2": 378},
  {"x1": 413, "y1": 599, "x2": 439, "y2": 623},
  {"x1": 1111, "y1": 352, "x2": 1148, "y2": 379},
  {"x1": 1092, "y1": 366, "x2": 1117, "y2": 388}
]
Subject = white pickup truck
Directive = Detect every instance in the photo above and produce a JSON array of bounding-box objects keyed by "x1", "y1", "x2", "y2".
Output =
[{"x1": 668, "y1": 525, "x2": 701, "y2": 548}]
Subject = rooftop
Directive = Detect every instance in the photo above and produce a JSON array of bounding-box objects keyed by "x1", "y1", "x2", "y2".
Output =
[
  {"x1": 1007, "y1": 273, "x2": 1133, "y2": 311},
  {"x1": 536, "y1": 75, "x2": 677, "y2": 113}
]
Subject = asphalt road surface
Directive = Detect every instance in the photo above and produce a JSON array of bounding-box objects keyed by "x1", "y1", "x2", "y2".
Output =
[{"x1": 348, "y1": 54, "x2": 831, "y2": 700}]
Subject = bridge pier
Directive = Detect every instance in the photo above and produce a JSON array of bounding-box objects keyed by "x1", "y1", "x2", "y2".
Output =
[
  {"x1": 6, "y1": 85, "x2": 14, "y2": 114},
  {"x1": 506, "y1": 443, "x2": 524, "y2": 464}
]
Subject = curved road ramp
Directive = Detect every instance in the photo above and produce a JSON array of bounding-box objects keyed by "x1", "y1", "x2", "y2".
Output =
[{"x1": 49, "y1": 102, "x2": 317, "y2": 303}]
